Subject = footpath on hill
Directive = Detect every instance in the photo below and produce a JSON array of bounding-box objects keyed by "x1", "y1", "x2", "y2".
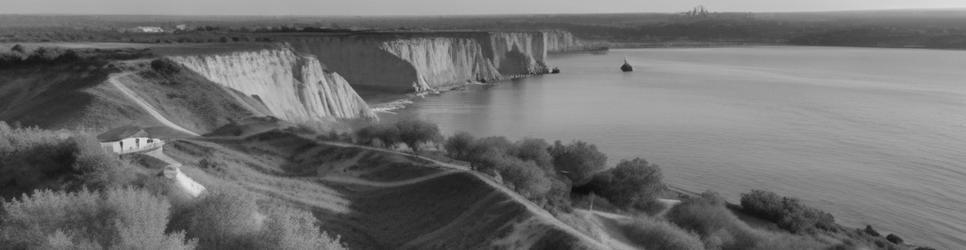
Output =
[{"x1": 108, "y1": 73, "x2": 200, "y2": 136}]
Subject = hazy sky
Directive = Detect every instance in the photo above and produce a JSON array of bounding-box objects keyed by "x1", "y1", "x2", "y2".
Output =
[{"x1": 4, "y1": 0, "x2": 966, "y2": 15}]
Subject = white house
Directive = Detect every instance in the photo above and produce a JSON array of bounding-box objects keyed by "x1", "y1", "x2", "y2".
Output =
[{"x1": 97, "y1": 126, "x2": 164, "y2": 154}]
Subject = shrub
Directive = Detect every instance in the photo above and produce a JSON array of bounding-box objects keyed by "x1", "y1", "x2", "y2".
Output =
[
  {"x1": 885, "y1": 233, "x2": 902, "y2": 244},
  {"x1": 0, "y1": 123, "x2": 134, "y2": 197},
  {"x1": 395, "y1": 119, "x2": 441, "y2": 152},
  {"x1": 621, "y1": 217, "x2": 705, "y2": 250},
  {"x1": 444, "y1": 131, "x2": 475, "y2": 160},
  {"x1": 150, "y1": 58, "x2": 182, "y2": 74},
  {"x1": 549, "y1": 140, "x2": 607, "y2": 185},
  {"x1": 739, "y1": 189, "x2": 835, "y2": 233},
  {"x1": 667, "y1": 192, "x2": 736, "y2": 237},
  {"x1": 69, "y1": 135, "x2": 136, "y2": 189},
  {"x1": 355, "y1": 123, "x2": 400, "y2": 148},
  {"x1": 512, "y1": 138, "x2": 553, "y2": 170},
  {"x1": 665, "y1": 191, "x2": 830, "y2": 250},
  {"x1": 187, "y1": 188, "x2": 261, "y2": 249},
  {"x1": 10, "y1": 44, "x2": 25, "y2": 53},
  {"x1": 587, "y1": 158, "x2": 665, "y2": 210},
  {"x1": 257, "y1": 205, "x2": 348, "y2": 250},
  {"x1": 498, "y1": 157, "x2": 553, "y2": 199},
  {"x1": 439, "y1": 133, "x2": 568, "y2": 210},
  {"x1": 0, "y1": 52, "x2": 23, "y2": 67},
  {"x1": 0, "y1": 187, "x2": 195, "y2": 249},
  {"x1": 464, "y1": 136, "x2": 514, "y2": 167}
]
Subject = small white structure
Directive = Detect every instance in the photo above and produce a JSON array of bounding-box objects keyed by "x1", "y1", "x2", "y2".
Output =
[
  {"x1": 135, "y1": 26, "x2": 165, "y2": 33},
  {"x1": 98, "y1": 126, "x2": 164, "y2": 154},
  {"x1": 164, "y1": 165, "x2": 207, "y2": 198}
]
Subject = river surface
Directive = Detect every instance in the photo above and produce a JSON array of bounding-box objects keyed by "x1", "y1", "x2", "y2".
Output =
[{"x1": 386, "y1": 46, "x2": 966, "y2": 248}]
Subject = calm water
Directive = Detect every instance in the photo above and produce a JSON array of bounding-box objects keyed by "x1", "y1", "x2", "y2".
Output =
[{"x1": 388, "y1": 47, "x2": 966, "y2": 248}]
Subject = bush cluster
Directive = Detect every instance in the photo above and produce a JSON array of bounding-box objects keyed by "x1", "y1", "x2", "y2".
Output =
[
  {"x1": 620, "y1": 217, "x2": 705, "y2": 250},
  {"x1": 150, "y1": 58, "x2": 182, "y2": 74},
  {"x1": 0, "y1": 122, "x2": 135, "y2": 197},
  {"x1": 580, "y1": 158, "x2": 665, "y2": 211},
  {"x1": 444, "y1": 133, "x2": 564, "y2": 206},
  {"x1": 355, "y1": 119, "x2": 441, "y2": 152},
  {"x1": 739, "y1": 189, "x2": 836, "y2": 233},
  {"x1": 442, "y1": 129, "x2": 665, "y2": 213},
  {"x1": 667, "y1": 192, "x2": 828, "y2": 250},
  {"x1": 548, "y1": 140, "x2": 607, "y2": 185},
  {"x1": 179, "y1": 188, "x2": 348, "y2": 250},
  {"x1": 0, "y1": 187, "x2": 195, "y2": 249},
  {"x1": 1, "y1": 46, "x2": 81, "y2": 67},
  {"x1": 1, "y1": 123, "x2": 346, "y2": 250},
  {"x1": 2, "y1": 45, "x2": 153, "y2": 69}
]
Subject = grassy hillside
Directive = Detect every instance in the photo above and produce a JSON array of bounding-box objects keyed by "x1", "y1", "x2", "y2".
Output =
[
  {"x1": 157, "y1": 130, "x2": 603, "y2": 249},
  {"x1": 0, "y1": 48, "x2": 270, "y2": 136},
  {"x1": 0, "y1": 57, "x2": 153, "y2": 130}
]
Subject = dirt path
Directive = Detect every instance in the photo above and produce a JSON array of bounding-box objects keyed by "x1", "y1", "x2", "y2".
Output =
[
  {"x1": 320, "y1": 170, "x2": 459, "y2": 188},
  {"x1": 108, "y1": 73, "x2": 200, "y2": 136}
]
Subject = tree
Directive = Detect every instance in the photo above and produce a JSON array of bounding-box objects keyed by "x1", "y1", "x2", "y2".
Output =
[
  {"x1": 354, "y1": 123, "x2": 400, "y2": 148},
  {"x1": 444, "y1": 132, "x2": 475, "y2": 160},
  {"x1": 395, "y1": 119, "x2": 441, "y2": 152},
  {"x1": 188, "y1": 189, "x2": 260, "y2": 249},
  {"x1": 513, "y1": 138, "x2": 553, "y2": 170},
  {"x1": 257, "y1": 206, "x2": 348, "y2": 250},
  {"x1": 498, "y1": 157, "x2": 552, "y2": 199},
  {"x1": 592, "y1": 158, "x2": 665, "y2": 209},
  {"x1": 0, "y1": 188, "x2": 194, "y2": 250},
  {"x1": 549, "y1": 140, "x2": 607, "y2": 185},
  {"x1": 151, "y1": 58, "x2": 182, "y2": 74}
]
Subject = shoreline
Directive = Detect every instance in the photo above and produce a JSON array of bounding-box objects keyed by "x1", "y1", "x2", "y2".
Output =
[{"x1": 365, "y1": 73, "x2": 550, "y2": 114}]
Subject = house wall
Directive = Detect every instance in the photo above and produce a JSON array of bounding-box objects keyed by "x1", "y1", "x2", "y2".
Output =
[{"x1": 100, "y1": 137, "x2": 164, "y2": 154}]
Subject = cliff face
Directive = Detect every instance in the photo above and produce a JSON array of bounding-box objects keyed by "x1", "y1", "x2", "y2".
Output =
[
  {"x1": 543, "y1": 30, "x2": 586, "y2": 53},
  {"x1": 283, "y1": 32, "x2": 553, "y2": 93},
  {"x1": 168, "y1": 47, "x2": 376, "y2": 121}
]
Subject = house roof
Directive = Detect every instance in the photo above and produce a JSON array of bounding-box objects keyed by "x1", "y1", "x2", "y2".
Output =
[{"x1": 97, "y1": 126, "x2": 149, "y2": 142}]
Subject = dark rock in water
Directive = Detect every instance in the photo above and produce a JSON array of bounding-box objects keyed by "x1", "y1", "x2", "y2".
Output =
[
  {"x1": 620, "y1": 62, "x2": 633, "y2": 72},
  {"x1": 886, "y1": 234, "x2": 903, "y2": 244},
  {"x1": 620, "y1": 58, "x2": 633, "y2": 72},
  {"x1": 550, "y1": 67, "x2": 560, "y2": 74},
  {"x1": 864, "y1": 225, "x2": 881, "y2": 237}
]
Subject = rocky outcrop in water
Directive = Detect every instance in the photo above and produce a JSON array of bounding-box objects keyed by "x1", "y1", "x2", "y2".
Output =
[
  {"x1": 282, "y1": 32, "x2": 555, "y2": 93},
  {"x1": 168, "y1": 47, "x2": 376, "y2": 121}
]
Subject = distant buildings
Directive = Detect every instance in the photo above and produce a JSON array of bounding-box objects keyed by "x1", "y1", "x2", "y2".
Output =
[
  {"x1": 683, "y1": 5, "x2": 711, "y2": 17},
  {"x1": 118, "y1": 26, "x2": 166, "y2": 33}
]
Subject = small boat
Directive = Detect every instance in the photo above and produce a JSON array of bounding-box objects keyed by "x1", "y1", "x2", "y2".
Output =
[{"x1": 620, "y1": 58, "x2": 633, "y2": 72}]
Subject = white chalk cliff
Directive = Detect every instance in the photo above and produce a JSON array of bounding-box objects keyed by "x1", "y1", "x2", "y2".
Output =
[
  {"x1": 284, "y1": 31, "x2": 572, "y2": 93},
  {"x1": 543, "y1": 30, "x2": 587, "y2": 53},
  {"x1": 168, "y1": 47, "x2": 376, "y2": 121}
]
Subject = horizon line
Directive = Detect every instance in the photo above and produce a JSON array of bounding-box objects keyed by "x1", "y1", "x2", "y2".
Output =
[{"x1": 2, "y1": 7, "x2": 966, "y2": 18}]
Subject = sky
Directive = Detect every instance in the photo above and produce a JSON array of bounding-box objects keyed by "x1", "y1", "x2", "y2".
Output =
[{"x1": 3, "y1": 0, "x2": 966, "y2": 15}]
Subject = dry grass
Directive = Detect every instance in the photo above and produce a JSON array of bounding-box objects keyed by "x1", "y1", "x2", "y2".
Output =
[{"x1": 621, "y1": 217, "x2": 706, "y2": 250}]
